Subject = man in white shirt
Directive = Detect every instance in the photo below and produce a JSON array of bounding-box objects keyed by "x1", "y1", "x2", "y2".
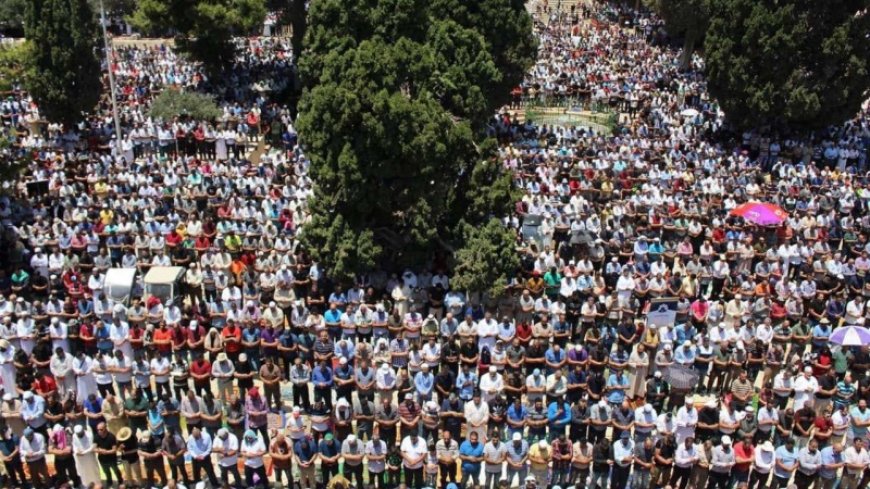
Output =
[
  {"x1": 793, "y1": 367, "x2": 820, "y2": 409},
  {"x1": 673, "y1": 436, "x2": 700, "y2": 487},
  {"x1": 843, "y1": 437, "x2": 870, "y2": 489},
  {"x1": 479, "y1": 367, "x2": 504, "y2": 404},
  {"x1": 675, "y1": 397, "x2": 698, "y2": 444},
  {"x1": 400, "y1": 432, "x2": 428, "y2": 488}
]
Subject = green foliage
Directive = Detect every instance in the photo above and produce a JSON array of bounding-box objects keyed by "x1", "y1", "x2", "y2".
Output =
[
  {"x1": 298, "y1": 0, "x2": 534, "y2": 290},
  {"x1": 149, "y1": 89, "x2": 222, "y2": 121},
  {"x1": 129, "y1": 0, "x2": 266, "y2": 72},
  {"x1": 647, "y1": 0, "x2": 710, "y2": 69},
  {"x1": 25, "y1": 0, "x2": 102, "y2": 128},
  {"x1": 0, "y1": 0, "x2": 27, "y2": 34},
  {"x1": 451, "y1": 219, "x2": 520, "y2": 297},
  {"x1": 704, "y1": 0, "x2": 870, "y2": 130},
  {"x1": 0, "y1": 42, "x2": 31, "y2": 93}
]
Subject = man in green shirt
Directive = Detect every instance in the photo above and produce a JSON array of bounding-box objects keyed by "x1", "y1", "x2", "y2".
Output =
[{"x1": 123, "y1": 389, "x2": 150, "y2": 433}]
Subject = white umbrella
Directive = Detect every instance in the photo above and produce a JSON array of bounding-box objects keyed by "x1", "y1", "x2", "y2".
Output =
[{"x1": 680, "y1": 108, "x2": 699, "y2": 117}]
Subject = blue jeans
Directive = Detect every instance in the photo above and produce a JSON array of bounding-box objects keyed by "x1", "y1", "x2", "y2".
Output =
[{"x1": 631, "y1": 469, "x2": 651, "y2": 489}]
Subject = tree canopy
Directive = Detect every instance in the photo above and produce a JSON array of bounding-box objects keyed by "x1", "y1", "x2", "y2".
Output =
[
  {"x1": 25, "y1": 0, "x2": 102, "y2": 128},
  {"x1": 298, "y1": 0, "x2": 533, "y2": 292},
  {"x1": 149, "y1": 88, "x2": 222, "y2": 121},
  {"x1": 704, "y1": 0, "x2": 870, "y2": 130},
  {"x1": 647, "y1": 0, "x2": 710, "y2": 70},
  {"x1": 129, "y1": 0, "x2": 266, "y2": 72}
]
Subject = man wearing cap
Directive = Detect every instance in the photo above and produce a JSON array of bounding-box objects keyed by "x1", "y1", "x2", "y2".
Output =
[
  {"x1": 116, "y1": 426, "x2": 142, "y2": 486},
  {"x1": 675, "y1": 395, "x2": 698, "y2": 444},
  {"x1": 246, "y1": 387, "x2": 270, "y2": 445},
  {"x1": 707, "y1": 434, "x2": 735, "y2": 489},
  {"x1": 611, "y1": 430, "x2": 634, "y2": 488},
  {"x1": 528, "y1": 438, "x2": 552, "y2": 486},
  {"x1": 794, "y1": 366, "x2": 820, "y2": 411},
  {"x1": 340, "y1": 433, "x2": 365, "y2": 488},
  {"x1": 366, "y1": 429, "x2": 388, "y2": 489},
  {"x1": 211, "y1": 352, "x2": 236, "y2": 403},
  {"x1": 49, "y1": 424, "x2": 80, "y2": 488},
  {"x1": 20, "y1": 425, "x2": 51, "y2": 488},
  {"x1": 495, "y1": 431, "x2": 524, "y2": 485},
  {"x1": 20, "y1": 391, "x2": 47, "y2": 439}
]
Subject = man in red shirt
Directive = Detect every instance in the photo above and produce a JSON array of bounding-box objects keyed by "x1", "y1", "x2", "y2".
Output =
[
  {"x1": 221, "y1": 320, "x2": 243, "y2": 363},
  {"x1": 189, "y1": 354, "x2": 212, "y2": 397},
  {"x1": 812, "y1": 409, "x2": 835, "y2": 447},
  {"x1": 732, "y1": 434, "x2": 755, "y2": 484},
  {"x1": 31, "y1": 374, "x2": 57, "y2": 399}
]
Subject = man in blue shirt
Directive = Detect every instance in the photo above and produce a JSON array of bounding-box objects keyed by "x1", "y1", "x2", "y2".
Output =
[
  {"x1": 187, "y1": 426, "x2": 219, "y2": 487},
  {"x1": 20, "y1": 391, "x2": 47, "y2": 437},
  {"x1": 606, "y1": 370, "x2": 629, "y2": 405},
  {"x1": 318, "y1": 433, "x2": 341, "y2": 482},
  {"x1": 547, "y1": 399, "x2": 572, "y2": 439},
  {"x1": 312, "y1": 360, "x2": 334, "y2": 410},
  {"x1": 456, "y1": 364, "x2": 478, "y2": 402},
  {"x1": 414, "y1": 364, "x2": 435, "y2": 402},
  {"x1": 506, "y1": 398, "x2": 528, "y2": 437},
  {"x1": 819, "y1": 442, "x2": 845, "y2": 486},
  {"x1": 773, "y1": 438, "x2": 799, "y2": 488},
  {"x1": 293, "y1": 436, "x2": 319, "y2": 489},
  {"x1": 459, "y1": 431, "x2": 484, "y2": 487},
  {"x1": 612, "y1": 431, "x2": 635, "y2": 489},
  {"x1": 674, "y1": 341, "x2": 696, "y2": 366}
]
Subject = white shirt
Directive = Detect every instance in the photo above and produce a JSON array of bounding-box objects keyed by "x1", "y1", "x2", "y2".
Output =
[
  {"x1": 241, "y1": 436, "x2": 266, "y2": 468},
  {"x1": 754, "y1": 448, "x2": 775, "y2": 474},
  {"x1": 150, "y1": 357, "x2": 170, "y2": 383},
  {"x1": 400, "y1": 436, "x2": 428, "y2": 469},
  {"x1": 845, "y1": 446, "x2": 870, "y2": 475},
  {"x1": 213, "y1": 433, "x2": 239, "y2": 467},
  {"x1": 793, "y1": 374, "x2": 819, "y2": 409},
  {"x1": 675, "y1": 443, "x2": 699, "y2": 468}
]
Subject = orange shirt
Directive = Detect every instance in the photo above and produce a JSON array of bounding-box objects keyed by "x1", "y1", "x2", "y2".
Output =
[
  {"x1": 222, "y1": 326, "x2": 242, "y2": 353},
  {"x1": 153, "y1": 328, "x2": 173, "y2": 354}
]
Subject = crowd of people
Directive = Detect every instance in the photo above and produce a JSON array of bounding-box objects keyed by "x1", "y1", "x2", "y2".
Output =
[{"x1": 2, "y1": 0, "x2": 870, "y2": 489}]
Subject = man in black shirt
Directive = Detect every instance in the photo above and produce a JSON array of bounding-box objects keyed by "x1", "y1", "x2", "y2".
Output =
[
  {"x1": 138, "y1": 430, "x2": 168, "y2": 488},
  {"x1": 590, "y1": 436, "x2": 612, "y2": 489},
  {"x1": 93, "y1": 422, "x2": 123, "y2": 487},
  {"x1": 653, "y1": 434, "x2": 676, "y2": 488},
  {"x1": 117, "y1": 427, "x2": 142, "y2": 485}
]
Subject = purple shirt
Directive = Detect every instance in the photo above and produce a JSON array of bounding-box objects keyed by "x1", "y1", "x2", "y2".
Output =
[
  {"x1": 245, "y1": 394, "x2": 268, "y2": 428},
  {"x1": 568, "y1": 348, "x2": 588, "y2": 363},
  {"x1": 260, "y1": 327, "x2": 279, "y2": 355}
]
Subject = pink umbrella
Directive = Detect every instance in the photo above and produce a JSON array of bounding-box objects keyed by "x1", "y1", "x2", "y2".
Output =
[{"x1": 729, "y1": 202, "x2": 788, "y2": 226}]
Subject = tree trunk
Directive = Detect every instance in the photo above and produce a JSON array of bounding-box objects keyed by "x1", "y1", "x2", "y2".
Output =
[
  {"x1": 288, "y1": 0, "x2": 306, "y2": 63},
  {"x1": 679, "y1": 35, "x2": 695, "y2": 72}
]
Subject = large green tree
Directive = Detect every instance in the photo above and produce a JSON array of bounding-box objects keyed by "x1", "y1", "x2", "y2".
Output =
[
  {"x1": 25, "y1": 0, "x2": 102, "y2": 128},
  {"x1": 647, "y1": 0, "x2": 710, "y2": 70},
  {"x1": 298, "y1": 0, "x2": 533, "y2": 292},
  {"x1": 0, "y1": 0, "x2": 27, "y2": 36},
  {"x1": 704, "y1": 0, "x2": 870, "y2": 130},
  {"x1": 129, "y1": 0, "x2": 266, "y2": 72}
]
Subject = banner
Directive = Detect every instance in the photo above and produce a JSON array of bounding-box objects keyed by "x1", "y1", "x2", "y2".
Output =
[{"x1": 646, "y1": 297, "x2": 678, "y2": 327}]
